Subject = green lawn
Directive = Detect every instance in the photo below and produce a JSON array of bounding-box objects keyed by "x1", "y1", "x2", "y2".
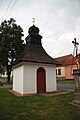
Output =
[
  {"x1": 57, "y1": 80, "x2": 75, "y2": 84},
  {"x1": 0, "y1": 88, "x2": 80, "y2": 120}
]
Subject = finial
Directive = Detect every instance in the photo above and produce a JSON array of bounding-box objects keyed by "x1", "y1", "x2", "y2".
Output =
[{"x1": 32, "y1": 18, "x2": 36, "y2": 25}]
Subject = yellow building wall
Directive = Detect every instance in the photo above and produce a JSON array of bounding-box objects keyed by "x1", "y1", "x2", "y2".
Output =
[{"x1": 56, "y1": 66, "x2": 65, "y2": 78}]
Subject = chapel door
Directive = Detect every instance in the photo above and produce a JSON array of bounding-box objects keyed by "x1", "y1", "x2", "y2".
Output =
[{"x1": 37, "y1": 67, "x2": 46, "y2": 93}]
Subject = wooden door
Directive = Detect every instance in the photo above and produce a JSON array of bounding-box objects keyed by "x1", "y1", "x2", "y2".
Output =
[{"x1": 37, "y1": 67, "x2": 46, "y2": 93}]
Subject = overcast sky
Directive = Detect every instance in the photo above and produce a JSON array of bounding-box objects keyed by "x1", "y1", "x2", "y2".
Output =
[{"x1": 0, "y1": 0, "x2": 80, "y2": 58}]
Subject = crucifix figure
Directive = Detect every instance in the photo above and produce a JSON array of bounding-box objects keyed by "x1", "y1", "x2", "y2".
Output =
[{"x1": 72, "y1": 38, "x2": 79, "y2": 69}]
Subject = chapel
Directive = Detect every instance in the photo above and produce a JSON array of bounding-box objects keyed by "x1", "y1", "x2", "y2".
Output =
[{"x1": 13, "y1": 23, "x2": 59, "y2": 95}]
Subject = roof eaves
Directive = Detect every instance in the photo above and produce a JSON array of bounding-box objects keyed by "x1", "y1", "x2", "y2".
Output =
[{"x1": 20, "y1": 59, "x2": 58, "y2": 65}]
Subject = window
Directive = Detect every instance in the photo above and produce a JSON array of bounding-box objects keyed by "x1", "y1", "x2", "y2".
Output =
[
  {"x1": 58, "y1": 69, "x2": 61, "y2": 75},
  {"x1": 56, "y1": 69, "x2": 57, "y2": 75}
]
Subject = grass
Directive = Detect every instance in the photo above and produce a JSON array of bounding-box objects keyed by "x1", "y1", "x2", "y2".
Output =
[
  {"x1": 0, "y1": 88, "x2": 80, "y2": 120},
  {"x1": 57, "y1": 80, "x2": 75, "y2": 84}
]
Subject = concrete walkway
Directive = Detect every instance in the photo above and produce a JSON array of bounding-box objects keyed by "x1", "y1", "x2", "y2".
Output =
[
  {"x1": 57, "y1": 82, "x2": 75, "y2": 92},
  {"x1": 0, "y1": 83, "x2": 12, "y2": 89},
  {"x1": 0, "y1": 82, "x2": 75, "y2": 96},
  {"x1": 40, "y1": 82, "x2": 75, "y2": 96},
  {"x1": 40, "y1": 90, "x2": 72, "y2": 97}
]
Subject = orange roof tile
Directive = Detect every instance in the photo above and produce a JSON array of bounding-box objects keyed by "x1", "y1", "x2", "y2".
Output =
[
  {"x1": 54, "y1": 54, "x2": 73, "y2": 65},
  {"x1": 64, "y1": 53, "x2": 80, "y2": 66}
]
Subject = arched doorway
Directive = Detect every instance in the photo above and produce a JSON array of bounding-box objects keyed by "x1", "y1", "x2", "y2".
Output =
[{"x1": 37, "y1": 67, "x2": 46, "y2": 93}]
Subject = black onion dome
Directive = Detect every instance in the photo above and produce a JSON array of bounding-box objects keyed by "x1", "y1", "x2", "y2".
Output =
[
  {"x1": 13, "y1": 24, "x2": 60, "y2": 66},
  {"x1": 28, "y1": 25, "x2": 39, "y2": 35}
]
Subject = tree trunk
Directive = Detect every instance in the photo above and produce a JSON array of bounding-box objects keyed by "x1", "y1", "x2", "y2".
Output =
[
  {"x1": 7, "y1": 71, "x2": 11, "y2": 83},
  {"x1": 7, "y1": 57, "x2": 13, "y2": 83},
  {"x1": 7, "y1": 65, "x2": 12, "y2": 83}
]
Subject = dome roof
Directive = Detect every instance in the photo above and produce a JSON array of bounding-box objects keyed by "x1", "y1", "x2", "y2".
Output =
[
  {"x1": 28, "y1": 25, "x2": 39, "y2": 34},
  {"x1": 14, "y1": 43, "x2": 60, "y2": 66}
]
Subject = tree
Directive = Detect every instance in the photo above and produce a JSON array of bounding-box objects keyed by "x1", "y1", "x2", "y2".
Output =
[{"x1": 0, "y1": 18, "x2": 25, "y2": 83}]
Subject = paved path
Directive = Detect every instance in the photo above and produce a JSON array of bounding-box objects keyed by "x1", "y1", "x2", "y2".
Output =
[
  {"x1": 41, "y1": 83, "x2": 75, "y2": 96},
  {"x1": 0, "y1": 82, "x2": 75, "y2": 97},
  {"x1": 0, "y1": 83, "x2": 12, "y2": 88},
  {"x1": 57, "y1": 83, "x2": 75, "y2": 92},
  {"x1": 0, "y1": 82, "x2": 75, "y2": 91}
]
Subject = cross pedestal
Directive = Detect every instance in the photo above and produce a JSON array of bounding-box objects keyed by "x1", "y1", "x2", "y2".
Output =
[{"x1": 73, "y1": 69, "x2": 80, "y2": 106}]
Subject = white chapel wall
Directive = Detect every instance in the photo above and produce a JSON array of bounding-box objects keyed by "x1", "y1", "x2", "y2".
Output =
[
  {"x1": 23, "y1": 64, "x2": 37, "y2": 94},
  {"x1": 23, "y1": 62, "x2": 56, "y2": 94},
  {"x1": 46, "y1": 66, "x2": 56, "y2": 92},
  {"x1": 13, "y1": 66, "x2": 23, "y2": 93}
]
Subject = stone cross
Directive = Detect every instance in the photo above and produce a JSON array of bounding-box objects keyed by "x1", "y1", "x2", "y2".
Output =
[
  {"x1": 72, "y1": 38, "x2": 80, "y2": 106},
  {"x1": 72, "y1": 38, "x2": 79, "y2": 69}
]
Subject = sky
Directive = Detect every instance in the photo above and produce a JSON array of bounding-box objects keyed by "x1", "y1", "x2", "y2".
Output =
[{"x1": 0, "y1": 0, "x2": 80, "y2": 58}]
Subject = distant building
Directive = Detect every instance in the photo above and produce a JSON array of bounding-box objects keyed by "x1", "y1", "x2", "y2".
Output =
[
  {"x1": 55, "y1": 54, "x2": 75, "y2": 80},
  {"x1": 0, "y1": 66, "x2": 13, "y2": 78},
  {"x1": 63, "y1": 53, "x2": 80, "y2": 79},
  {"x1": 13, "y1": 24, "x2": 59, "y2": 96}
]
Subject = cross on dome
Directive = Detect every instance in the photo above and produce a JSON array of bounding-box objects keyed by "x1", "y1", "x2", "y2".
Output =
[{"x1": 32, "y1": 18, "x2": 36, "y2": 25}]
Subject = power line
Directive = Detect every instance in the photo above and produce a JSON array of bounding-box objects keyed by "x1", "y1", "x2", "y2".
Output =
[
  {"x1": 2, "y1": 0, "x2": 13, "y2": 21},
  {"x1": 6, "y1": 0, "x2": 18, "y2": 19}
]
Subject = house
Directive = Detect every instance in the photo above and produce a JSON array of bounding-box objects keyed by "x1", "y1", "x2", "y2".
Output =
[
  {"x1": 0, "y1": 66, "x2": 7, "y2": 77},
  {"x1": 55, "y1": 54, "x2": 74, "y2": 80},
  {"x1": 13, "y1": 24, "x2": 59, "y2": 96},
  {"x1": 0, "y1": 66, "x2": 13, "y2": 78},
  {"x1": 64, "y1": 53, "x2": 80, "y2": 79}
]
